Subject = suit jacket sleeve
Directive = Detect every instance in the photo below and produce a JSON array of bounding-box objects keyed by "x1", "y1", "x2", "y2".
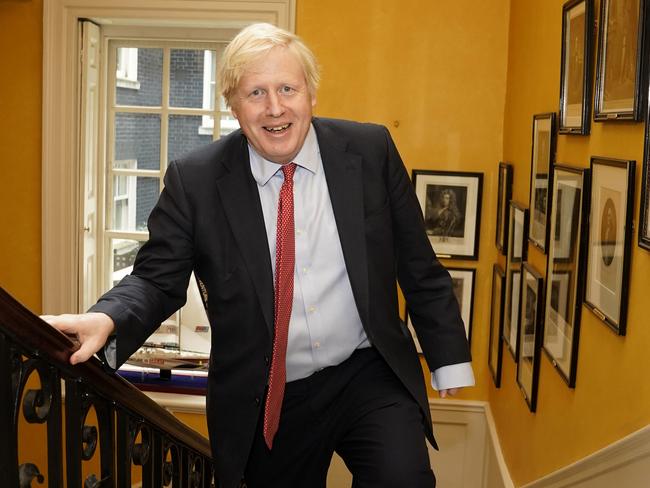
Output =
[
  {"x1": 383, "y1": 127, "x2": 471, "y2": 370},
  {"x1": 89, "y1": 160, "x2": 195, "y2": 367}
]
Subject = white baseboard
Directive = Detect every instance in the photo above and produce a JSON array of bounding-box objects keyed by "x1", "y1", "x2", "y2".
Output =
[{"x1": 522, "y1": 425, "x2": 650, "y2": 488}]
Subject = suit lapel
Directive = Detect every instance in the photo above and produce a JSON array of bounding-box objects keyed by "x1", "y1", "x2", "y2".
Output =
[
  {"x1": 313, "y1": 119, "x2": 370, "y2": 329},
  {"x1": 214, "y1": 135, "x2": 274, "y2": 334}
]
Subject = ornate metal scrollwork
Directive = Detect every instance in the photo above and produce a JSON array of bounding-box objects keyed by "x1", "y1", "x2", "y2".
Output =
[
  {"x1": 81, "y1": 424, "x2": 98, "y2": 460},
  {"x1": 84, "y1": 473, "x2": 108, "y2": 488},
  {"x1": 162, "y1": 440, "x2": 180, "y2": 487},
  {"x1": 18, "y1": 462, "x2": 44, "y2": 488},
  {"x1": 129, "y1": 420, "x2": 151, "y2": 467},
  {"x1": 188, "y1": 453, "x2": 203, "y2": 488}
]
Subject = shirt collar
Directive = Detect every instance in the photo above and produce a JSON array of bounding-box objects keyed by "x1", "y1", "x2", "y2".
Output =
[{"x1": 249, "y1": 124, "x2": 319, "y2": 186}]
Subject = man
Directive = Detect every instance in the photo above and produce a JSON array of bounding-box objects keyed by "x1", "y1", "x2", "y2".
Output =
[{"x1": 43, "y1": 23, "x2": 474, "y2": 488}]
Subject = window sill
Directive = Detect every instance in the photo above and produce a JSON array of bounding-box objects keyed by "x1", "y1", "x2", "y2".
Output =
[{"x1": 117, "y1": 77, "x2": 141, "y2": 90}]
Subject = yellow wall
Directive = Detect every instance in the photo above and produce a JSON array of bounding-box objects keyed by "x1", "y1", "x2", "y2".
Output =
[
  {"x1": 297, "y1": 0, "x2": 512, "y2": 402},
  {"x1": 496, "y1": 0, "x2": 650, "y2": 484},
  {"x1": 8, "y1": 0, "x2": 650, "y2": 485},
  {"x1": 0, "y1": 0, "x2": 43, "y2": 312}
]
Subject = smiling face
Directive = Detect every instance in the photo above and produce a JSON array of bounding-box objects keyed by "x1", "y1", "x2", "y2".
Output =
[{"x1": 230, "y1": 46, "x2": 316, "y2": 165}]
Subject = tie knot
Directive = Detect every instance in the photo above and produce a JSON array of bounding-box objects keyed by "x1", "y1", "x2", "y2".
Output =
[{"x1": 282, "y1": 163, "x2": 296, "y2": 181}]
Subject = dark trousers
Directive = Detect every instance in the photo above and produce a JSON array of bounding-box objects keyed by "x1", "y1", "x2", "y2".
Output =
[{"x1": 244, "y1": 347, "x2": 436, "y2": 488}]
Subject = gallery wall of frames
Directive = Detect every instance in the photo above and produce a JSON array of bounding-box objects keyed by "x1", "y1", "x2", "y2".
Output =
[
  {"x1": 467, "y1": 0, "x2": 650, "y2": 483},
  {"x1": 409, "y1": 0, "x2": 650, "y2": 420}
]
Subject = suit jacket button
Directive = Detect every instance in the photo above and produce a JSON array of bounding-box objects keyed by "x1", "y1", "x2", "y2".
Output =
[
  {"x1": 255, "y1": 397, "x2": 261, "y2": 406},
  {"x1": 264, "y1": 356, "x2": 269, "y2": 364}
]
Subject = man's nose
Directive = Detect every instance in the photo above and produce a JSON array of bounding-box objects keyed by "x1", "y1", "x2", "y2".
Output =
[{"x1": 266, "y1": 92, "x2": 284, "y2": 117}]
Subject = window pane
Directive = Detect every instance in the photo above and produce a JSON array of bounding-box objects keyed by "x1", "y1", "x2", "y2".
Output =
[
  {"x1": 168, "y1": 115, "x2": 213, "y2": 161},
  {"x1": 169, "y1": 49, "x2": 216, "y2": 109},
  {"x1": 116, "y1": 47, "x2": 163, "y2": 106},
  {"x1": 110, "y1": 239, "x2": 144, "y2": 286},
  {"x1": 114, "y1": 113, "x2": 161, "y2": 170},
  {"x1": 110, "y1": 175, "x2": 159, "y2": 232},
  {"x1": 219, "y1": 113, "x2": 239, "y2": 136}
]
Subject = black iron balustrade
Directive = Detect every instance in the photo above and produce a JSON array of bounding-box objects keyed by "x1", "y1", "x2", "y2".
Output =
[{"x1": 0, "y1": 287, "x2": 215, "y2": 487}]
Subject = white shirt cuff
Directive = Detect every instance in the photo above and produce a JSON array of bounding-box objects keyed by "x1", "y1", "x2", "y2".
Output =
[{"x1": 430, "y1": 362, "x2": 475, "y2": 391}]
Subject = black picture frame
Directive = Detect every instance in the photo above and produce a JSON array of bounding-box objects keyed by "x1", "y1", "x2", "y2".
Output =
[
  {"x1": 559, "y1": 0, "x2": 595, "y2": 134},
  {"x1": 528, "y1": 113, "x2": 557, "y2": 253},
  {"x1": 516, "y1": 263, "x2": 545, "y2": 412},
  {"x1": 584, "y1": 157, "x2": 635, "y2": 334},
  {"x1": 412, "y1": 170, "x2": 484, "y2": 260},
  {"x1": 543, "y1": 164, "x2": 590, "y2": 388},
  {"x1": 594, "y1": 0, "x2": 648, "y2": 121},
  {"x1": 639, "y1": 107, "x2": 650, "y2": 249},
  {"x1": 496, "y1": 162, "x2": 513, "y2": 254},
  {"x1": 503, "y1": 202, "x2": 529, "y2": 361},
  {"x1": 488, "y1": 264, "x2": 506, "y2": 388},
  {"x1": 405, "y1": 267, "x2": 476, "y2": 352}
]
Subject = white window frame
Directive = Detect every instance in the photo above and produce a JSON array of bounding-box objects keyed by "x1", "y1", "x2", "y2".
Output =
[{"x1": 42, "y1": 0, "x2": 296, "y2": 314}]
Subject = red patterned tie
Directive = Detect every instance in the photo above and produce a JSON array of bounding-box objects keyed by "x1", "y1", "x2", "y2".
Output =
[{"x1": 263, "y1": 162, "x2": 296, "y2": 449}]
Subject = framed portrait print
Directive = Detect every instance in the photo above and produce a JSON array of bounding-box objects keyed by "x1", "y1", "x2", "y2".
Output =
[
  {"x1": 543, "y1": 164, "x2": 590, "y2": 387},
  {"x1": 496, "y1": 162, "x2": 513, "y2": 254},
  {"x1": 528, "y1": 113, "x2": 556, "y2": 252},
  {"x1": 488, "y1": 264, "x2": 506, "y2": 387},
  {"x1": 516, "y1": 263, "x2": 544, "y2": 412},
  {"x1": 412, "y1": 170, "x2": 483, "y2": 260},
  {"x1": 594, "y1": 0, "x2": 647, "y2": 121},
  {"x1": 639, "y1": 126, "x2": 650, "y2": 250},
  {"x1": 406, "y1": 267, "x2": 475, "y2": 352},
  {"x1": 503, "y1": 202, "x2": 529, "y2": 360},
  {"x1": 584, "y1": 157, "x2": 635, "y2": 334},
  {"x1": 559, "y1": 0, "x2": 594, "y2": 134}
]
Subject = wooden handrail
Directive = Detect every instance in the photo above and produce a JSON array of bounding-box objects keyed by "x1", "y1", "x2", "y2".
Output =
[{"x1": 0, "y1": 286, "x2": 214, "y2": 487}]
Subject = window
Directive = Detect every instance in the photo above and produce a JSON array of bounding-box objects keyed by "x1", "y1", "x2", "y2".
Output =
[
  {"x1": 199, "y1": 49, "x2": 241, "y2": 136},
  {"x1": 41, "y1": 0, "x2": 295, "y2": 323},
  {"x1": 116, "y1": 47, "x2": 140, "y2": 89}
]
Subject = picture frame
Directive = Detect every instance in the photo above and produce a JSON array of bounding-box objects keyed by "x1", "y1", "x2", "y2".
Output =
[
  {"x1": 488, "y1": 264, "x2": 506, "y2": 388},
  {"x1": 406, "y1": 267, "x2": 476, "y2": 352},
  {"x1": 543, "y1": 164, "x2": 590, "y2": 387},
  {"x1": 594, "y1": 0, "x2": 648, "y2": 121},
  {"x1": 496, "y1": 162, "x2": 513, "y2": 254},
  {"x1": 584, "y1": 157, "x2": 635, "y2": 334},
  {"x1": 528, "y1": 113, "x2": 557, "y2": 252},
  {"x1": 503, "y1": 202, "x2": 529, "y2": 360},
  {"x1": 559, "y1": 0, "x2": 595, "y2": 134},
  {"x1": 639, "y1": 116, "x2": 650, "y2": 249},
  {"x1": 412, "y1": 170, "x2": 484, "y2": 260},
  {"x1": 516, "y1": 263, "x2": 545, "y2": 412}
]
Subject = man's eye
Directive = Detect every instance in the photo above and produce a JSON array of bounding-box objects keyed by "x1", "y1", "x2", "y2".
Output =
[
  {"x1": 280, "y1": 86, "x2": 294, "y2": 94},
  {"x1": 250, "y1": 89, "x2": 264, "y2": 97}
]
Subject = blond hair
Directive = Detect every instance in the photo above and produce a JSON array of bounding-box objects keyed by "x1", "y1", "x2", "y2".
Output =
[{"x1": 218, "y1": 23, "x2": 320, "y2": 108}]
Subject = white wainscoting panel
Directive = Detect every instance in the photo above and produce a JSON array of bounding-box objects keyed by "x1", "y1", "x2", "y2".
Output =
[{"x1": 328, "y1": 399, "x2": 514, "y2": 488}]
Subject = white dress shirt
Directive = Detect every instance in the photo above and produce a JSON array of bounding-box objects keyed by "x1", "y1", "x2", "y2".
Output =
[{"x1": 249, "y1": 125, "x2": 474, "y2": 389}]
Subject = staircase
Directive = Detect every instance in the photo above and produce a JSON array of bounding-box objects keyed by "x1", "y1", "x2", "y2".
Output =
[{"x1": 0, "y1": 287, "x2": 215, "y2": 487}]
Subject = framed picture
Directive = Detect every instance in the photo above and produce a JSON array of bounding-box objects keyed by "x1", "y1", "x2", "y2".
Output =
[
  {"x1": 639, "y1": 119, "x2": 650, "y2": 250},
  {"x1": 559, "y1": 0, "x2": 595, "y2": 134},
  {"x1": 528, "y1": 113, "x2": 556, "y2": 252},
  {"x1": 594, "y1": 0, "x2": 648, "y2": 121},
  {"x1": 503, "y1": 202, "x2": 529, "y2": 360},
  {"x1": 584, "y1": 157, "x2": 635, "y2": 334},
  {"x1": 496, "y1": 162, "x2": 513, "y2": 254},
  {"x1": 412, "y1": 170, "x2": 484, "y2": 260},
  {"x1": 543, "y1": 164, "x2": 590, "y2": 387},
  {"x1": 488, "y1": 264, "x2": 506, "y2": 388},
  {"x1": 516, "y1": 263, "x2": 545, "y2": 412},
  {"x1": 406, "y1": 267, "x2": 476, "y2": 352}
]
